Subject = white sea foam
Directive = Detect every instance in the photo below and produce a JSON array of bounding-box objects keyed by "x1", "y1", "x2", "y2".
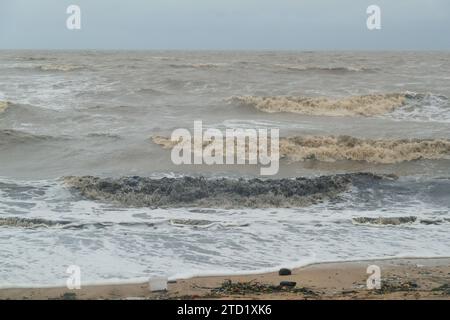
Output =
[
  {"x1": 387, "y1": 92, "x2": 450, "y2": 123},
  {"x1": 0, "y1": 177, "x2": 449, "y2": 287}
]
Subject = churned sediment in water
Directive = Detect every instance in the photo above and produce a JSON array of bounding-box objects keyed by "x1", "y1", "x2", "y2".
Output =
[
  {"x1": 152, "y1": 134, "x2": 450, "y2": 164},
  {"x1": 228, "y1": 93, "x2": 407, "y2": 117},
  {"x1": 280, "y1": 136, "x2": 450, "y2": 164},
  {"x1": 151, "y1": 135, "x2": 261, "y2": 160},
  {"x1": 63, "y1": 173, "x2": 390, "y2": 208}
]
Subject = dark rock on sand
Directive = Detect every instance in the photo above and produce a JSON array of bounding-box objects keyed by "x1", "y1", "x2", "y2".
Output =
[{"x1": 278, "y1": 268, "x2": 292, "y2": 276}]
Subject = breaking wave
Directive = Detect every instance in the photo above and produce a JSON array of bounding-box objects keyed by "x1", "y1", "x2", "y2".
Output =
[
  {"x1": 0, "y1": 129, "x2": 58, "y2": 146},
  {"x1": 169, "y1": 219, "x2": 249, "y2": 229},
  {"x1": 352, "y1": 216, "x2": 450, "y2": 226},
  {"x1": 152, "y1": 134, "x2": 450, "y2": 164},
  {"x1": 280, "y1": 136, "x2": 450, "y2": 164},
  {"x1": 228, "y1": 92, "x2": 448, "y2": 118},
  {"x1": 387, "y1": 92, "x2": 450, "y2": 122},
  {"x1": 152, "y1": 134, "x2": 276, "y2": 162},
  {"x1": 0, "y1": 101, "x2": 9, "y2": 114},
  {"x1": 0, "y1": 217, "x2": 157, "y2": 230},
  {"x1": 275, "y1": 64, "x2": 378, "y2": 73},
  {"x1": 0, "y1": 216, "x2": 249, "y2": 230},
  {"x1": 228, "y1": 93, "x2": 406, "y2": 117},
  {"x1": 63, "y1": 173, "x2": 390, "y2": 208},
  {"x1": 14, "y1": 56, "x2": 54, "y2": 62},
  {"x1": 0, "y1": 217, "x2": 70, "y2": 228},
  {"x1": 85, "y1": 132, "x2": 122, "y2": 140},
  {"x1": 169, "y1": 63, "x2": 225, "y2": 69},
  {"x1": 36, "y1": 64, "x2": 84, "y2": 72},
  {"x1": 152, "y1": 135, "x2": 178, "y2": 149},
  {"x1": 135, "y1": 87, "x2": 167, "y2": 95}
]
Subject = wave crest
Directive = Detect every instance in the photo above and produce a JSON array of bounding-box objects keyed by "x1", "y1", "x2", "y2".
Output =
[
  {"x1": 152, "y1": 135, "x2": 178, "y2": 149},
  {"x1": 275, "y1": 64, "x2": 377, "y2": 73},
  {"x1": 152, "y1": 134, "x2": 450, "y2": 164},
  {"x1": 0, "y1": 217, "x2": 68, "y2": 229},
  {"x1": 0, "y1": 217, "x2": 158, "y2": 230},
  {"x1": 228, "y1": 94, "x2": 407, "y2": 117},
  {"x1": 0, "y1": 129, "x2": 56, "y2": 146},
  {"x1": 352, "y1": 216, "x2": 450, "y2": 226},
  {"x1": 0, "y1": 101, "x2": 9, "y2": 114},
  {"x1": 36, "y1": 64, "x2": 84, "y2": 72},
  {"x1": 280, "y1": 136, "x2": 450, "y2": 164},
  {"x1": 169, "y1": 63, "x2": 224, "y2": 69},
  {"x1": 63, "y1": 174, "x2": 386, "y2": 208}
]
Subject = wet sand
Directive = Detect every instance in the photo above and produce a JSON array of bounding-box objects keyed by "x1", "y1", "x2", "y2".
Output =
[{"x1": 1, "y1": 257, "x2": 449, "y2": 300}]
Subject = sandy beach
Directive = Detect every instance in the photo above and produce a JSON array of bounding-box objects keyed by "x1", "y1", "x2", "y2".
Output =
[{"x1": 1, "y1": 258, "x2": 449, "y2": 300}]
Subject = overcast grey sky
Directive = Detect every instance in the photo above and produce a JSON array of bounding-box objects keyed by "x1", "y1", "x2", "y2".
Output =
[{"x1": 0, "y1": 0, "x2": 449, "y2": 50}]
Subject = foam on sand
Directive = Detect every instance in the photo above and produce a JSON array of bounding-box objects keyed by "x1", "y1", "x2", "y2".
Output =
[
  {"x1": 228, "y1": 93, "x2": 407, "y2": 117},
  {"x1": 280, "y1": 136, "x2": 450, "y2": 164}
]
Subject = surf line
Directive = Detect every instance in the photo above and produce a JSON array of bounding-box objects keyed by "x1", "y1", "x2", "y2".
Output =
[{"x1": 170, "y1": 120, "x2": 279, "y2": 175}]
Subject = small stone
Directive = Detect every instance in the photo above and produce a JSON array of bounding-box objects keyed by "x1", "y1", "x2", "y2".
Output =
[
  {"x1": 278, "y1": 268, "x2": 292, "y2": 276},
  {"x1": 280, "y1": 281, "x2": 296, "y2": 287}
]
